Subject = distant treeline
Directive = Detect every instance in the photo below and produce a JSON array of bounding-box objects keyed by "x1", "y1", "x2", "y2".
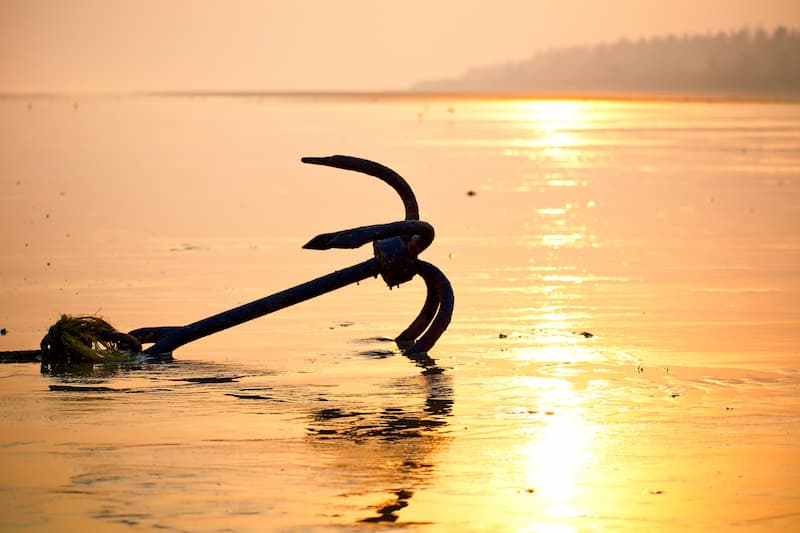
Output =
[{"x1": 413, "y1": 27, "x2": 800, "y2": 96}]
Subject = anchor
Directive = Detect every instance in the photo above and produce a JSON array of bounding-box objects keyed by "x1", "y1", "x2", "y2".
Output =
[{"x1": 55, "y1": 155, "x2": 454, "y2": 365}]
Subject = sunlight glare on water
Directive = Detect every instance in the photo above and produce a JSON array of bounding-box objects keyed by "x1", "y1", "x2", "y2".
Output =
[{"x1": 0, "y1": 94, "x2": 799, "y2": 531}]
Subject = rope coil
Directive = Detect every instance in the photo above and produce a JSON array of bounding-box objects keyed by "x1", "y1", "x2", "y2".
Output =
[{"x1": 40, "y1": 315, "x2": 142, "y2": 364}]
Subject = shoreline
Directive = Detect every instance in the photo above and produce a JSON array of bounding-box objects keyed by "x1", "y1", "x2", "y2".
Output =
[{"x1": 2, "y1": 89, "x2": 799, "y2": 104}]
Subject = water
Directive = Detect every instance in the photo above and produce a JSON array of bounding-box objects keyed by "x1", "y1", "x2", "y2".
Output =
[{"x1": 1, "y1": 94, "x2": 799, "y2": 531}]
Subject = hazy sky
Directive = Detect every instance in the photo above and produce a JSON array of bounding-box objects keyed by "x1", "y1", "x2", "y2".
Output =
[{"x1": 2, "y1": 0, "x2": 798, "y2": 92}]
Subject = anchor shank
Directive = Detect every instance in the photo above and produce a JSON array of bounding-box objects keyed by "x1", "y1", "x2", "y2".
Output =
[{"x1": 143, "y1": 259, "x2": 380, "y2": 354}]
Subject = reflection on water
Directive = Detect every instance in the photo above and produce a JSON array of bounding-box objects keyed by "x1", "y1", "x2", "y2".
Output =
[
  {"x1": 40, "y1": 353, "x2": 175, "y2": 378},
  {"x1": 306, "y1": 372, "x2": 453, "y2": 523},
  {"x1": 1, "y1": 353, "x2": 454, "y2": 530},
  {"x1": 509, "y1": 100, "x2": 589, "y2": 166},
  {"x1": 517, "y1": 102, "x2": 595, "y2": 255},
  {"x1": 520, "y1": 405, "x2": 595, "y2": 521},
  {"x1": 1, "y1": 95, "x2": 799, "y2": 530}
]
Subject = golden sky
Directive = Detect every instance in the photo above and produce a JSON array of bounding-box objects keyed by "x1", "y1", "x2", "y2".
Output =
[{"x1": 1, "y1": 0, "x2": 798, "y2": 92}]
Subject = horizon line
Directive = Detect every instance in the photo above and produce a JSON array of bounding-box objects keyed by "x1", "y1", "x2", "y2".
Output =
[{"x1": 2, "y1": 88, "x2": 798, "y2": 104}]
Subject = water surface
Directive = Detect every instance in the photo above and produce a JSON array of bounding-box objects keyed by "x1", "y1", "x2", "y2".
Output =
[{"x1": 1, "y1": 94, "x2": 799, "y2": 530}]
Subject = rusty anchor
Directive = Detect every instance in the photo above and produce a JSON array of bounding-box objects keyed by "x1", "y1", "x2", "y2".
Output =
[{"x1": 125, "y1": 155, "x2": 454, "y2": 360}]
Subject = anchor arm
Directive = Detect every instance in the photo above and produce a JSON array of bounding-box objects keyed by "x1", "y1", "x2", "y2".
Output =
[
  {"x1": 303, "y1": 155, "x2": 454, "y2": 355},
  {"x1": 402, "y1": 260, "x2": 454, "y2": 355},
  {"x1": 302, "y1": 155, "x2": 419, "y2": 221},
  {"x1": 395, "y1": 269, "x2": 440, "y2": 347},
  {"x1": 303, "y1": 221, "x2": 434, "y2": 252}
]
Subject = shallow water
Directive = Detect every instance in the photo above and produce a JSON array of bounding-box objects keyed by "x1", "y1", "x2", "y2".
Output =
[{"x1": 1, "y1": 94, "x2": 799, "y2": 531}]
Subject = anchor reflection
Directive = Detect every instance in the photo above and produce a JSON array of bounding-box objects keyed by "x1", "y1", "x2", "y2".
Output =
[
  {"x1": 305, "y1": 372, "x2": 453, "y2": 524},
  {"x1": 40, "y1": 353, "x2": 173, "y2": 378}
]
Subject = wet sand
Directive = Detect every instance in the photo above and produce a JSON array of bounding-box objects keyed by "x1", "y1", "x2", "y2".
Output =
[{"x1": 1, "y1": 95, "x2": 799, "y2": 530}]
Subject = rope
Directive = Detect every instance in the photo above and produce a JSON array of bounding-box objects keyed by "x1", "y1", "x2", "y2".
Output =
[{"x1": 40, "y1": 315, "x2": 141, "y2": 364}]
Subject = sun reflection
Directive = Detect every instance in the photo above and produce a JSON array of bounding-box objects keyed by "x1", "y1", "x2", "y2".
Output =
[
  {"x1": 546, "y1": 178, "x2": 581, "y2": 187},
  {"x1": 517, "y1": 372, "x2": 597, "y2": 523},
  {"x1": 503, "y1": 100, "x2": 591, "y2": 164},
  {"x1": 493, "y1": 102, "x2": 602, "y2": 524},
  {"x1": 537, "y1": 207, "x2": 567, "y2": 216},
  {"x1": 511, "y1": 341, "x2": 599, "y2": 364},
  {"x1": 503, "y1": 100, "x2": 587, "y2": 131},
  {"x1": 522, "y1": 411, "x2": 594, "y2": 519},
  {"x1": 541, "y1": 232, "x2": 585, "y2": 248}
]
